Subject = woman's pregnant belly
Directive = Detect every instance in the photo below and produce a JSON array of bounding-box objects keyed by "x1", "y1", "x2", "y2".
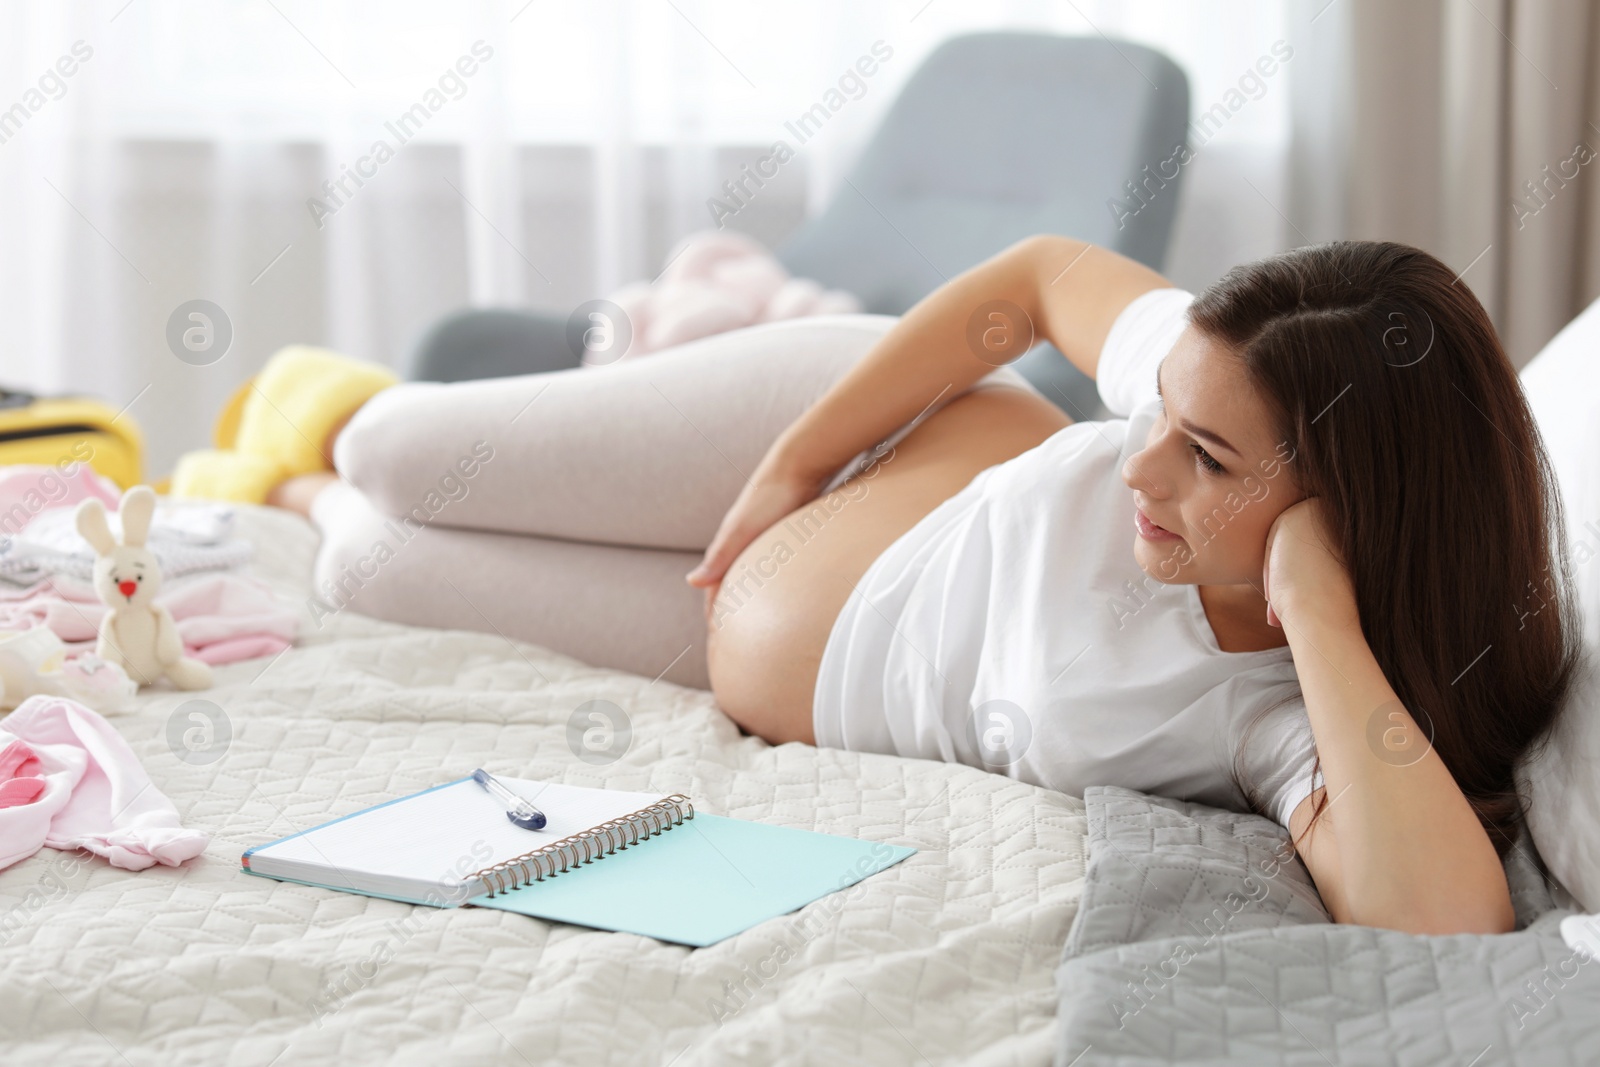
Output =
[{"x1": 706, "y1": 383, "x2": 1071, "y2": 744}]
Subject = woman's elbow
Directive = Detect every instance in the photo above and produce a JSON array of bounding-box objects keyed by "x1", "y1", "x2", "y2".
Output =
[{"x1": 1343, "y1": 897, "x2": 1516, "y2": 936}]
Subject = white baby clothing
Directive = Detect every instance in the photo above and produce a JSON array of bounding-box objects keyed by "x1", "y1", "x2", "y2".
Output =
[{"x1": 0, "y1": 502, "x2": 251, "y2": 587}]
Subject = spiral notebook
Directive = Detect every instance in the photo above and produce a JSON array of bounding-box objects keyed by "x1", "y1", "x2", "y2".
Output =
[{"x1": 241, "y1": 776, "x2": 914, "y2": 947}]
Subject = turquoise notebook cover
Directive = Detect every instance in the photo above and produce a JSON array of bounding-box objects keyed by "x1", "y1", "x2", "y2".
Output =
[
  {"x1": 470, "y1": 813, "x2": 914, "y2": 947},
  {"x1": 241, "y1": 777, "x2": 915, "y2": 948}
]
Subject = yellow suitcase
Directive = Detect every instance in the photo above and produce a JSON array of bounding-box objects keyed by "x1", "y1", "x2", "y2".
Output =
[{"x1": 0, "y1": 388, "x2": 143, "y2": 488}]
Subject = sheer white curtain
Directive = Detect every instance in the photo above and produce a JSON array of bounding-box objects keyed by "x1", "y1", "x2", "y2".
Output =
[{"x1": 0, "y1": 0, "x2": 1292, "y2": 477}]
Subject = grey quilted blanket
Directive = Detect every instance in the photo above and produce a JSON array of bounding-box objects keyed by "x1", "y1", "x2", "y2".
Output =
[{"x1": 1057, "y1": 786, "x2": 1600, "y2": 1066}]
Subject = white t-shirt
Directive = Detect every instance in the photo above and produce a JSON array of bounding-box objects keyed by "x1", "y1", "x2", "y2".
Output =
[{"x1": 811, "y1": 288, "x2": 1324, "y2": 829}]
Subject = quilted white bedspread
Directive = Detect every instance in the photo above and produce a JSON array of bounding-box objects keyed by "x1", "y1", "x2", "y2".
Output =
[{"x1": 0, "y1": 505, "x2": 1087, "y2": 1066}]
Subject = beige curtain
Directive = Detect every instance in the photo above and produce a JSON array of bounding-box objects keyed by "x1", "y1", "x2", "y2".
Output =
[{"x1": 1289, "y1": 0, "x2": 1600, "y2": 367}]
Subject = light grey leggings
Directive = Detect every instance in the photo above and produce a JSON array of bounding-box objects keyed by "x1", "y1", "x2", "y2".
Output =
[{"x1": 316, "y1": 314, "x2": 1038, "y2": 689}]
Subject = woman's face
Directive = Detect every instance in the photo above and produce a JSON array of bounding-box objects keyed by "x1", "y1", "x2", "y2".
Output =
[{"x1": 1121, "y1": 327, "x2": 1303, "y2": 586}]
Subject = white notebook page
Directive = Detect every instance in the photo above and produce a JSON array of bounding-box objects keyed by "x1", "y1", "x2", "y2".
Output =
[{"x1": 248, "y1": 777, "x2": 665, "y2": 896}]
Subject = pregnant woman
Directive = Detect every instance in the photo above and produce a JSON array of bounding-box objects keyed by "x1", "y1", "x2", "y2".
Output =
[
  {"x1": 328, "y1": 235, "x2": 1577, "y2": 936},
  {"x1": 691, "y1": 235, "x2": 1576, "y2": 937}
]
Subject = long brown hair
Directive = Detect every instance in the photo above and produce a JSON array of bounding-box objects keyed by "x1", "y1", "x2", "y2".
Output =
[{"x1": 1191, "y1": 240, "x2": 1580, "y2": 861}]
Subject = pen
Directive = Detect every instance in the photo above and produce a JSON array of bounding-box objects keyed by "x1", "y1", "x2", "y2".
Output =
[{"x1": 471, "y1": 768, "x2": 547, "y2": 831}]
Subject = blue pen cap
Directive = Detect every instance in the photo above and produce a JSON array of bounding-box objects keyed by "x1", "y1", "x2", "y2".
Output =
[
  {"x1": 472, "y1": 768, "x2": 548, "y2": 831},
  {"x1": 507, "y1": 807, "x2": 547, "y2": 831}
]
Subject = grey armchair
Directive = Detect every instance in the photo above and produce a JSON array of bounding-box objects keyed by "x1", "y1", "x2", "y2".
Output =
[{"x1": 409, "y1": 31, "x2": 1190, "y2": 418}]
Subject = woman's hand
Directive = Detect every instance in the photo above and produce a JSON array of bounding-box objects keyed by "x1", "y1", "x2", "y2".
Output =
[
  {"x1": 686, "y1": 467, "x2": 823, "y2": 622},
  {"x1": 1261, "y1": 498, "x2": 1358, "y2": 631}
]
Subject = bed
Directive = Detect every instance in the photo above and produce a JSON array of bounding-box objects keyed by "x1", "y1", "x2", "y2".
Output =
[
  {"x1": 0, "y1": 504, "x2": 1089, "y2": 1066},
  {"x1": 11, "y1": 283, "x2": 1600, "y2": 1065}
]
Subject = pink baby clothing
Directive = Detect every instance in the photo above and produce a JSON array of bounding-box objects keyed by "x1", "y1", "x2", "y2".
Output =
[
  {"x1": 0, "y1": 464, "x2": 122, "y2": 536},
  {"x1": 0, "y1": 572, "x2": 298, "y2": 664},
  {"x1": 0, "y1": 695, "x2": 209, "y2": 872},
  {"x1": 188, "y1": 634, "x2": 291, "y2": 664},
  {"x1": 0, "y1": 737, "x2": 45, "y2": 808}
]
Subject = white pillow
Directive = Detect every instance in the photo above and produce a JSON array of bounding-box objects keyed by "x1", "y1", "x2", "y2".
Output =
[
  {"x1": 1522, "y1": 659, "x2": 1600, "y2": 911},
  {"x1": 1516, "y1": 295, "x2": 1600, "y2": 912}
]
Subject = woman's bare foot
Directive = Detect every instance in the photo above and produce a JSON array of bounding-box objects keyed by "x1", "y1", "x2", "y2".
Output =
[
  {"x1": 265, "y1": 471, "x2": 340, "y2": 517},
  {"x1": 262, "y1": 409, "x2": 358, "y2": 517}
]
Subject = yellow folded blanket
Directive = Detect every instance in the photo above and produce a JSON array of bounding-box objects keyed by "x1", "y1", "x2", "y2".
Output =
[{"x1": 171, "y1": 346, "x2": 397, "y2": 504}]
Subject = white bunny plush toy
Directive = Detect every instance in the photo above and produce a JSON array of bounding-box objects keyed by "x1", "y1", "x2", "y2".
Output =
[{"x1": 75, "y1": 485, "x2": 213, "y2": 690}]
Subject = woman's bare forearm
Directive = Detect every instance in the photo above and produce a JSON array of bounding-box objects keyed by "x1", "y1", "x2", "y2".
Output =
[
  {"x1": 759, "y1": 235, "x2": 1049, "y2": 485},
  {"x1": 1288, "y1": 603, "x2": 1516, "y2": 933},
  {"x1": 759, "y1": 235, "x2": 1168, "y2": 486}
]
